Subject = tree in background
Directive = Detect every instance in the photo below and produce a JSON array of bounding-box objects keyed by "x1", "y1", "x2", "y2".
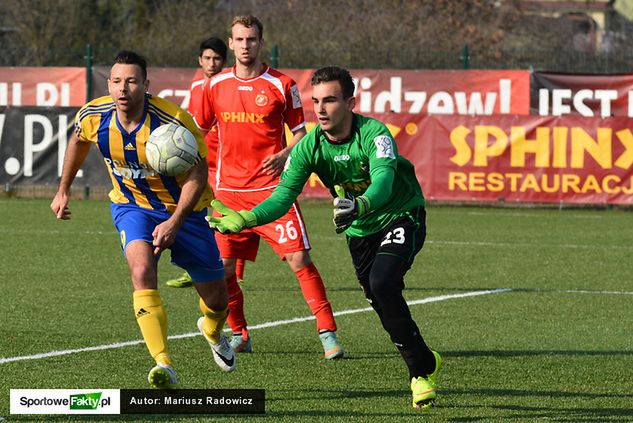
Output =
[{"x1": 1, "y1": 0, "x2": 632, "y2": 72}]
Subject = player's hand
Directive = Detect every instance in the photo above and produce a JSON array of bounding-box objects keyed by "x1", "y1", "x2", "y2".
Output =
[
  {"x1": 332, "y1": 185, "x2": 370, "y2": 234},
  {"x1": 207, "y1": 200, "x2": 257, "y2": 234},
  {"x1": 152, "y1": 218, "x2": 180, "y2": 255},
  {"x1": 51, "y1": 192, "x2": 72, "y2": 220},
  {"x1": 261, "y1": 150, "x2": 289, "y2": 176}
]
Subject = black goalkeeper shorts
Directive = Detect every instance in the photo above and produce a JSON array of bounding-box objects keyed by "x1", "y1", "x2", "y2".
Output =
[{"x1": 347, "y1": 206, "x2": 426, "y2": 283}]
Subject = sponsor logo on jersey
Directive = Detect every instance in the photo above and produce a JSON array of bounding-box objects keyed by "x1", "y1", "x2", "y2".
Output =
[
  {"x1": 334, "y1": 154, "x2": 350, "y2": 162},
  {"x1": 219, "y1": 111, "x2": 265, "y2": 123},
  {"x1": 374, "y1": 135, "x2": 396, "y2": 159},
  {"x1": 124, "y1": 143, "x2": 136, "y2": 151},
  {"x1": 290, "y1": 85, "x2": 302, "y2": 109},
  {"x1": 238, "y1": 85, "x2": 253, "y2": 91},
  {"x1": 255, "y1": 92, "x2": 269, "y2": 106},
  {"x1": 104, "y1": 158, "x2": 157, "y2": 179}
]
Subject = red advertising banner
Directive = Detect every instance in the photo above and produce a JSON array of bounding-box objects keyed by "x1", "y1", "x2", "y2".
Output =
[
  {"x1": 91, "y1": 67, "x2": 531, "y2": 116},
  {"x1": 0, "y1": 68, "x2": 85, "y2": 107},
  {"x1": 286, "y1": 69, "x2": 530, "y2": 116},
  {"x1": 303, "y1": 114, "x2": 632, "y2": 204},
  {"x1": 531, "y1": 71, "x2": 633, "y2": 117},
  {"x1": 2, "y1": 67, "x2": 632, "y2": 205}
]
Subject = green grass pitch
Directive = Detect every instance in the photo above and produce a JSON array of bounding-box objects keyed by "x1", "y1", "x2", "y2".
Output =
[{"x1": 1, "y1": 199, "x2": 632, "y2": 422}]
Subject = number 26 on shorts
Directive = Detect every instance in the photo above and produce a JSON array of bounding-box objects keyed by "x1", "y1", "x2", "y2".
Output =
[{"x1": 275, "y1": 221, "x2": 298, "y2": 244}]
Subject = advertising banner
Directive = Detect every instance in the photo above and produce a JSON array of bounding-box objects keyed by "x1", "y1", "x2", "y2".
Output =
[
  {"x1": 0, "y1": 68, "x2": 86, "y2": 107},
  {"x1": 0, "y1": 107, "x2": 108, "y2": 187},
  {"x1": 403, "y1": 114, "x2": 632, "y2": 204},
  {"x1": 91, "y1": 67, "x2": 531, "y2": 116},
  {"x1": 302, "y1": 113, "x2": 633, "y2": 205},
  {"x1": 531, "y1": 71, "x2": 633, "y2": 117}
]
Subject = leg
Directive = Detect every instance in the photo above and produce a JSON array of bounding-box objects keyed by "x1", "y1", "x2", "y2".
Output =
[
  {"x1": 368, "y1": 254, "x2": 435, "y2": 378},
  {"x1": 126, "y1": 240, "x2": 171, "y2": 366},
  {"x1": 285, "y1": 250, "x2": 343, "y2": 359},
  {"x1": 285, "y1": 250, "x2": 337, "y2": 333},
  {"x1": 214, "y1": 229, "x2": 260, "y2": 353},
  {"x1": 349, "y1": 207, "x2": 438, "y2": 379},
  {"x1": 111, "y1": 204, "x2": 179, "y2": 389},
  {"x1": 195, "y1": 277, "x2": 229, "y2": 345},
  {"x1": 222, "y1": 257, "x2": 248, "y2": 340},
  {"x1": 195, "y1": 278, "x2": 236, "y2": 372}
]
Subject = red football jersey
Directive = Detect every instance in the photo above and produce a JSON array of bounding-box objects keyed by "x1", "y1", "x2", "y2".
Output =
[
  {"x1": 188, "y1": 76, "x2": 220, "y2": 185},
  {"x1": 194, "y1": 64, "x2": 306, "y2": 191}
]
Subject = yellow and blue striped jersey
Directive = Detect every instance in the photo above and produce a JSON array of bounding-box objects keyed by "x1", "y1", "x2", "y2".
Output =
[{"x1": 74, "y1": 93, "x2": 212, "y2": 213}]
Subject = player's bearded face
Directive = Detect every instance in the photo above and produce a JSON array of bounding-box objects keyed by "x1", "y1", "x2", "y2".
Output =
[
  {"x1": 229, "y1": 24, "x2": 262, "y2": 67},
  {"x1": 108, "y1": 63, "x2": 148, "y2": 114},
  {"x1": 312, "y1": 81, "x2": 355, "y2": 140}
]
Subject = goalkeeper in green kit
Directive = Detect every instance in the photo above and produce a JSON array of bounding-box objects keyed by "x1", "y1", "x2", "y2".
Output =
[{"x1": 208, "y1": 66, "x2": 441, "y2": 409}]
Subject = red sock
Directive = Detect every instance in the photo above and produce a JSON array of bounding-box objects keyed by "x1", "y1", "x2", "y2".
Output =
[
  {"x1": 225, "y1": 273, "x2": 247, "y2": 335},
  {"x1": 235, "y1": 259, "x2": 245, "y2": 281},
  {"x1": 295, "y1": 262, "x2": 337, "y2": 332}
]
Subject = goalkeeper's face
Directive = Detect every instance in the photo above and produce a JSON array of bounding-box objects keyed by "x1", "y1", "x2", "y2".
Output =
[{"x1": 312, "y1": 81, "x2": 355, "y2": 141}]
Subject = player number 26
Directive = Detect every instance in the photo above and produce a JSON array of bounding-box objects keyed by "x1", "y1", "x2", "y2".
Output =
[
  {"x1": 381, "y1": 227, "x2": 405, "y2": 246},
  {"x1": 276, "y1": 221, "x2": 298, "y2": 244}
]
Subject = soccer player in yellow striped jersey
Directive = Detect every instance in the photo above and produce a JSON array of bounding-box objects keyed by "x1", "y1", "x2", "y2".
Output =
[
  {"x1": 75, "y1": 92, "x2": 213, "y2": 212},
  {"x1": 51, "y1": 51, "x2": 236, "y2": 389}
]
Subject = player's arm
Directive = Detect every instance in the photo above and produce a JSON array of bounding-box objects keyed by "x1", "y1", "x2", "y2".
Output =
[
  {"x1": 50, "y1": 132, "x2": 92, "y2": 220},
  {"x1": 191, "y1": 79, "x2": 215, "y2": 137},
  {"x1": 333, "y1": 127, "x2": 398, "y2": 231},
  {"x1": 262, "y1": 125, "x2": 306, "y2": 176},
  {"x1": 209, "y1": 144, "x2": 312, "y2": 233},
  {"x1": 152, "y1": 159, "x2": 208, "y2": 255}
]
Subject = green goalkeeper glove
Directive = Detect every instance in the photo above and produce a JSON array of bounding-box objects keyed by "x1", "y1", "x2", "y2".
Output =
[
  {"x1": 206, "y1": 199, "x2": 257, "y2": 234},
  {"x1": 332, "y1": 185, "x2": 370, "y2": 234}
]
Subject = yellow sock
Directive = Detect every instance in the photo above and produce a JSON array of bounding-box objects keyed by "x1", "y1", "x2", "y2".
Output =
[
  {"x1": 133, "y1": 289, "x2": 171, "y2": 366},
  {"x1": 198, "y1": 297, "x2": 228, "y2": 344}
]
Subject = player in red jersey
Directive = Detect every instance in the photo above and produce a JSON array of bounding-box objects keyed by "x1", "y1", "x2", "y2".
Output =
[
  {"x1": 166, "y1": 37, "x2": 249, "y2": 288},
  {"x1": 194, "y1": 15, "x2": 343, "y2": 358}
]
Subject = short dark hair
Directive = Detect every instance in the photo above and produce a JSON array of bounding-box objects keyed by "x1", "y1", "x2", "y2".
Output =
[
  {"x1": 231, "y1": 15, "x2": 264, "y2": 39},
  {"x1": 113, "y1": 50, "x2": 147, "y2": 80},
  {"x1": 310, "y1": 66, "x2": 355, "y2": 99},
  {"x1": 199, "y1": 37, "x2": 227, "y2": 61}
]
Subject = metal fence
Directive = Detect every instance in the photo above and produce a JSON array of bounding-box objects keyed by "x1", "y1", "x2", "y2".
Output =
[{"x1": 2, "y1": 43, "x2": 633, "y2": 73}]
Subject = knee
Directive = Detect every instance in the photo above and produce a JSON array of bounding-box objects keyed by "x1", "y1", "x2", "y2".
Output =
[
  {"x1": 200, "y1": 282, "x2": 228, "y2": 310},
  {"x1": 129, "y1": 264, "x2": 156, "y2": 289},
  {"x1": 285, "y1": 250, "x2": 311, "y2": 272},
  {"x1": 222, "y1": 258, "x2": 237, "y2": 277},
  {"x1": 368, "y1": 276, "x2": 390, "y2": 299}
]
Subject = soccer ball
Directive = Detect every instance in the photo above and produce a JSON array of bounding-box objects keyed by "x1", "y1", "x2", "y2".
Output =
[{"x1": 145, "y1": 123, "x2": 199, "y2": 176}]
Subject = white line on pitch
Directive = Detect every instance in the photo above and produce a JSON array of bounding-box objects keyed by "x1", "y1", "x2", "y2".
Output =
[{"x1": 0, "y1": 289, "x2": 510, "y2": 365}]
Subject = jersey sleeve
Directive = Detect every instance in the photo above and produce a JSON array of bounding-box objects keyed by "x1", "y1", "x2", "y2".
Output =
[
  {"x1": 283, "y1": 81, "x2": 306, "y2": 133},
  {"x1": 251, "y1": 136, "x2": 313, "y2": 225},
  {"x1": 73, "y1": 105, "x2": 98, "y2": 143},
  {"x1": 187, "y1": 80, "x2": 204, "y2": 117},
  {"x1": 192, "y1": 80, "x2": 215, "y2": 132},
  {"x1": 360, "y1": 121, "x2": 399, "y2": 209}
]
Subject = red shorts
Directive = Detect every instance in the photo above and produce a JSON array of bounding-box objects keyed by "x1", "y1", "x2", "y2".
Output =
[{"x1": 213, "y1": 189, "x2": 312, "y2": 261}]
